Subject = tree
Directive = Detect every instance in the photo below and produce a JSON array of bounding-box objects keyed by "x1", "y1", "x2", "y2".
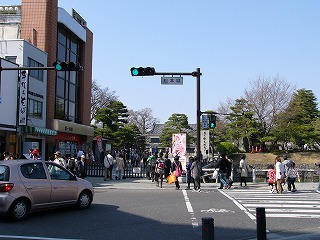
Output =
[
  {"x1": 127, "y1": 108, "x2": 159, "y2": 135},
  {"x1": 226, "y1": 98, "x2": 260, "y2": 152},
  {"x1": 160, "y1": 113, "x2": 195, "y2": 147},
  {"x1": 273, "y1": 89, "x2": 320, "y2": 149},
  {"x1": 244, "y1": 74, "x2": 294, "y2": 143},
  {"x1": 91, "y1": 80, "x2": 117, "y2": 121},
  {"x1": 94, "y1": 101, "x2": 129, "y2": 141}
]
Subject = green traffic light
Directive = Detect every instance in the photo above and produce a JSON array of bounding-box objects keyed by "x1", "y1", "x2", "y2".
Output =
[
  {"x1": 55, "y1": 64, "x2": 62, "y2": 71},
  {"x1": 132, "y1": 68, "x2": 139, "y2": 76}
]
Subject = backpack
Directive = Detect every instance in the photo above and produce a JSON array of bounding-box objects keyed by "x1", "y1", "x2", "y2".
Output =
[{"x1": 158, "y1": 161, "x2": 165, "y2": 169}]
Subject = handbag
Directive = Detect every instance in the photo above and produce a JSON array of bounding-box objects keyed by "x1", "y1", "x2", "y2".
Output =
[
  {"x1": 212, "y1": 169, "x2": 218, "y2": 179},
  {"x1": 174, "y1": 162, "x2": 182, "y2": 177},
  {"x1": 167, "y1": 174, "x2": 177, "y2": 184}
]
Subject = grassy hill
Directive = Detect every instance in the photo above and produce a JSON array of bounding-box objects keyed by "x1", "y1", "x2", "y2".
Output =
[{"x1": 244, "y1": 152, "x2": 319, "y2": 168}]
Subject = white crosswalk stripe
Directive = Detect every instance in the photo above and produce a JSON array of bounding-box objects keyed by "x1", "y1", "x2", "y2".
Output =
[{"x1": 220, "y1": 188, "x2": 320, "y2": 219}]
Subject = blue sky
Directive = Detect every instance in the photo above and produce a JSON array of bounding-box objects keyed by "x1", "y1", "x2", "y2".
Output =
[{"x1": 5, "y1": 0, "x2": 320, "y2": 123}]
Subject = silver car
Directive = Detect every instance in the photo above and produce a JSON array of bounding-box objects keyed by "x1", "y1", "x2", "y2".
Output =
[{"x1": 0, "y1": 160, "x2": 94, "y2": 221}]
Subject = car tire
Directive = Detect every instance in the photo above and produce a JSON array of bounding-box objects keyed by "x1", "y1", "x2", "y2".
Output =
[
  {"x1": 9, "y1": 199, "x2": 30, "y2": 221},
  {"x1": 77, "y1": 190, "x2": 92, "y2": 210}
]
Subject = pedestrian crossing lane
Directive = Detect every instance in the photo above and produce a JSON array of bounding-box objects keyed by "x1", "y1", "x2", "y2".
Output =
[{"x1": 221, "y1": 188, "x2": 320, "y2": 219}]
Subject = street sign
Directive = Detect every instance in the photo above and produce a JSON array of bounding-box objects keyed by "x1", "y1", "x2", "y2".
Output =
[
  {"x1": 202, "y1": 114, "x2": 208, "y2": 129},
  {"x1": 161, "y1": 77, "x2": 183, "y2": 85}
]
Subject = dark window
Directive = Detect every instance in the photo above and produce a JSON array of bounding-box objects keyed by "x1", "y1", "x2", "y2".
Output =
[
  {"x1": 150, "y1": 138, "x2": 160, "y2": 143},
  {"x1": 0, "y1": 166, "x2": 10, "y2": 181},
  {"x1": 55, "y1": 23, "x2": 82, "y2": 123},
  {"x1": 20, "y1": 163, "x2": 47, "y2": 179},
  {"x1": 46, "y1": 163, "x2": 72, "y2": 180},
  {"x1": 28, "y1": 99, "x2": 43, "y2": 118},
  {"x1": 27, "y1": 57, "x2": 44, "y2": 81}
]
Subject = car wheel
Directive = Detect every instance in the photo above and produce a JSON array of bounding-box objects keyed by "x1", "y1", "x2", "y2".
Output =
[
  {"x1": 77, "y1": 190, "x2": 92, "y2": 209},
  {"x1": 9, "y1": 199, "x2": 30, "y2": 221}
]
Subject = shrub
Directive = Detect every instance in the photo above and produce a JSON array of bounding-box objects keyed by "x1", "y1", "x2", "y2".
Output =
[{"x1": 216, "y1": 142, "x2": 240, "y2": 154}]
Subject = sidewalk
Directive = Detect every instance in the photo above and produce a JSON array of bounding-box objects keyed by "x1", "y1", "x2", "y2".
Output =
[{"x1": 86, "y1": 176, "x2": 319, "y2": 192}]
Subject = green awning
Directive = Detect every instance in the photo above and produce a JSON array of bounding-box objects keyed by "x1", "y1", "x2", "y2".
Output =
[{"x1": 23, "y1": 126, "x2": 58, "y2": 136}]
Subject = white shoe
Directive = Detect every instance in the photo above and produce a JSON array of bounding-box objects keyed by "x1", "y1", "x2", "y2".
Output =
[
  {"x1": 269, "y1": 189, "x2": 273, "y2": 193},
  {"x1": 316, "y1": 190, "x2": 320, "y2": 193},
  {"x1": 197, "y1": 189, "x2": 201, "y2": 192}
]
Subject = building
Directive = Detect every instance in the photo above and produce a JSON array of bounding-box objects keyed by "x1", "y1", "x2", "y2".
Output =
[
  {"x1": 145, "y1": 123, "x2": 197, "y2": 153},
  {"x1": 0, "y1": 1, "x2": 94, "y2": 159}
]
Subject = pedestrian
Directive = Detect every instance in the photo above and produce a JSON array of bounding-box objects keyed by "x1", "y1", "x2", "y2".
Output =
[
  {"x1": 226, "y1": 154, "x2": 234, "y2": 188},
  {"x1": 103, "y1": 151, "x2": 114, "y2": 180},
  {"x1": 3, "y1": 151, "x2": 10, "y2": 161},
  {"x1": 77, "y1": 155, "x2": 86, "y2": 178},
  {"x1": 149, "y1": 154, "x2": 157, "y2": 182},
  {"x1": 54, "y1": 151, "x2": 66, "y2": 167},
  {"x1": 142, "y1": 150, "x2": 149, "y2": 166},
  {"x1": 155, "y1": 152, "x2": 165, "y2": 188},
  {"x1": 283, "y1": 154, "x2": 293, "y2": 191},
  {"x1": 164, "y1": 153, "x2": 172, "y2": 181},
  {"x1": 77, "y1": 149, "x2": 84, "y2": 161},
  {"x1": 67, "y1": 157, "x2": 77, "y2": 175},
  {"x1": 275, "y1": 156, "x2": 285, "y2": 194},
  {"x1": 190, "y1": 156, "x2": 202, "y2": 192},
  {"x1": 267, "y1": 165, "x2": 277, "y2": 193},
  {"x1": 185, "y1": 156, "x2": 194, "y2": 190},
  {"x1": 315, "y1": 161, "x2": 320, "y2": 193},
  {"x1": 287, "y1": 162, "x2": 300, "y2": 192},
  {"x1": 239, "y1": 154, "x2": 249, "y2": 187},
  {"x1": 145, "y1": 154, "x2": 154, "y2": 180},
  {"x1": 214, "y1": 153, "x2": 230, "y2": 189},
  {"x1": 115, "y1": 152, "x2": 125, "y2": 180},
  {"x1": 172, "y1": 155, "x2": 182, "y2": 190}
]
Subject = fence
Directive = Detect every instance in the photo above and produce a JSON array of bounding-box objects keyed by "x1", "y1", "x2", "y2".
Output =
[
  {"x1": 84, "y1": 163, "x2": 319, "y2": 182},
  {"x1": 85, "y1": 163, "x2": 147, "y2": 178}
]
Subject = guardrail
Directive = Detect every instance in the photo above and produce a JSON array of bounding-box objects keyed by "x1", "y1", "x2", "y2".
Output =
[{"x1": 252, "y1": 169, "x2": 318, "y2": 183}]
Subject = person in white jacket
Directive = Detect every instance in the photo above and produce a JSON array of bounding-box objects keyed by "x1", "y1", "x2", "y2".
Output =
[
  {"x1": 275, "y1": 156, "x2": 285, "y2": 193},
  {"x1": 103, "y1": 151, "x2": 114, "y2": 181}
]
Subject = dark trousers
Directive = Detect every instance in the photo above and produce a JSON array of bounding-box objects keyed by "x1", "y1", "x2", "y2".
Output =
[{"x1": 240, "y1": 176, "x2": 247, "y2": 186}]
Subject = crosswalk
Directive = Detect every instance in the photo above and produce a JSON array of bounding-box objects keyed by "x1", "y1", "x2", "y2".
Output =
[{"x1": 220, "y1": 188, "x2": 320, "y2": 220}]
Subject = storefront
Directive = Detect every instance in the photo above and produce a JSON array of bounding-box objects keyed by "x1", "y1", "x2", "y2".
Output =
[{"x1": 52, "y1": 119, "x2": 94, "y2": 158}]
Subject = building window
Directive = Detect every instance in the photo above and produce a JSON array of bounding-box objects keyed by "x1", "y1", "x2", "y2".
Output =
[
  {"x1": 5, "y1": 56, "x2": 17, "y2": 63},
  {"x1": 54, "y1": 23, "x2": 81, "y2": 123},
  {"x1": 27, "y1": 57, "x2": 44, "y2": 81},
  {"x1": 28, "y1": 99, "x2": 43, "y2": 118}
]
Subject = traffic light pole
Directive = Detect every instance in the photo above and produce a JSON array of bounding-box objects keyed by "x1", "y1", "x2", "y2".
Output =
[{"x1": 154, "y1": 68, "x2": 202, "y2": 161}]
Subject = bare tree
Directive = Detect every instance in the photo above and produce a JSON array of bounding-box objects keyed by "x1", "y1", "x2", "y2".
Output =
[
  {"x1": 127, "y1": 108, "x2": 159, "y2": 134},
  {"x1": 91, "y1": 79, "x2": 117, "y2": 122},
  {"x1": 244, "y1": 74, "x2": 295, "y2": 135}
]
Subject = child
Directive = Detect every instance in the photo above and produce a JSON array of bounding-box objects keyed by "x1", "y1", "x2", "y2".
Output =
[
  {"x1": 287, "y1": 162, "x2": 300, "y2": 192},
  {"x1": 267, "y1": 165, "x2": 277, "y2": 193}
]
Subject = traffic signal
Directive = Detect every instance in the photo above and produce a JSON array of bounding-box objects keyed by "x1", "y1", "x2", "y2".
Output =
[
  {"x1": 130, "y1": 67, "x2": 155, "y2": 76},
  {"x1": 209, "y1": 115, "x2": 217, "y2": 129},
  {"x1": 53, "y1": 62, "x2": 82, "y2": 71}
]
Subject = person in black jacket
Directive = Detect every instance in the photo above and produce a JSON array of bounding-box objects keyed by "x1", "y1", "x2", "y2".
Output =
[{"x1": 214, "y1": 153, "x2": 231, "y2": 189}]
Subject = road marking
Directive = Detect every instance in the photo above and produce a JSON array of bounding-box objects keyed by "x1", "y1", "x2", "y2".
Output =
[
  {"x1": 201, "y1": 208, "x2": 235, "y2": 213},
  {"x1": 219, "y1": 190, "x2": 256, "y2": 220},
  {"x1": 182, "y1": 190, "x2": 199, "y2": 229},
  {"x1": 0, "y1": 235, "x2": 81, "y2": 240}
]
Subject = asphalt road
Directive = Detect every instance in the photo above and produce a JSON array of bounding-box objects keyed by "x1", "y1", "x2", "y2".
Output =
[{"x1": 0, "y1": 177, "x2": 320, "y2": 240}]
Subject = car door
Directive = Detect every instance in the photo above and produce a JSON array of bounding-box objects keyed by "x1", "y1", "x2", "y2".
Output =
[
  {"x1": 45, "y1": 162, "x2": 78, "y2": 204},
  {"x1": 20, "y1": 162, "x2": 52, "y2": 208}
]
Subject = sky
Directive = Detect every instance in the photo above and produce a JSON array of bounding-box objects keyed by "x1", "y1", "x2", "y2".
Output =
[{"x1": 4, "y1": 0, "x2": 320, "y2": 124}]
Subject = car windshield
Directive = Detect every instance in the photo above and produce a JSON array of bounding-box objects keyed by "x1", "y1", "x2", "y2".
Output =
[{"x1": 0, "y1": 165, "x2": 10, "y2": 181}]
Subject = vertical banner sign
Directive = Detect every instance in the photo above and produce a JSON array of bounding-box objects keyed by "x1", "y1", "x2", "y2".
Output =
[
  {"x1": 19, "y1": 70, "x2": 29, "y2": 126},
  {"x1": 96, "y1": 136, "x2": 103, "y2": 153},
  {"x1": 202, "y1": 114, "x2": 208, "y2": 129},
  {"x1": 172, "y1": 133, "x2": 187, "y2": 170},
  {"x1": 200, "y1": 130, "x2": 210, "y2": 159}
]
